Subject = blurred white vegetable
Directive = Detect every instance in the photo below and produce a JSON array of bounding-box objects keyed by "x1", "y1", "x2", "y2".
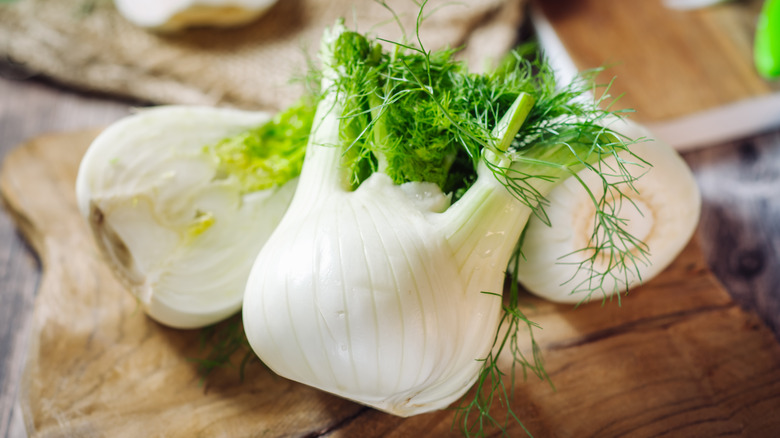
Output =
[
  {"x1": 662, "y1": 0, "x2": 731, "y2": 10},
  {"x1": 76, "y1": 105, "x2": 308, "y2": 328},
  {"x1": 514, "y1": 118, "x2": 701, "y2": 304},
  {"x1": 114, "y1": 0, "x2": 278, "y2": 32}
]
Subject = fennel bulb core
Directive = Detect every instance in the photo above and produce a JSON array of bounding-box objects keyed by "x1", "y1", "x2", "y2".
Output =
[
  {"x1": 571, "y1": 196, "x2": 653, "y2": 263},
  {"x1": 76, "y1": 106, "x2": 298, "y2": 328}
]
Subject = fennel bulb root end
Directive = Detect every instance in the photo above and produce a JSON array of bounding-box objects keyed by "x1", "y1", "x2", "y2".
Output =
[{"x1": 514, "y1": 117, "x2": 702, "y2": 304}]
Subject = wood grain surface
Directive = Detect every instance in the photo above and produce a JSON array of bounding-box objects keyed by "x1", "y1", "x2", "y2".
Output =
[
  {"x1": 685, "y1": 131, "x2": 780, "y2": 336},
  {"x1": 535, "y1": 0, "x2": 780, "y2": 123},
  {"x1": 2, "y1": 129, "x2": 780, "y2": 437},
  {"x1": 0, "y1": 76, "x2": 131, "y2": 438}
]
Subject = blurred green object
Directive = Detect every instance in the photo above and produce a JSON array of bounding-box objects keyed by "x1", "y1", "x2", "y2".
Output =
[{"x1": 755, "y1": 0, "x2": 780, "y2": 79}]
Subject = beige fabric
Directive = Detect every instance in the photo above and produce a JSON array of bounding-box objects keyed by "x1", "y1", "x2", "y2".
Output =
[{"x1": 0, "y1": 0, "x2": 526, "y2": 111}]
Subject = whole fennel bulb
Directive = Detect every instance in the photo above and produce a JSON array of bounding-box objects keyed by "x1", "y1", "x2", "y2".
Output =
[
  {"x1": 244, "y1": 109, "x2": 528, "y2": 416},
  {"x1": 243, "y1": 22, "x2": 639, "y2": 417}
]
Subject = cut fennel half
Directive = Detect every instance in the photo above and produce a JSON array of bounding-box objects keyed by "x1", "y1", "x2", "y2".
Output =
[{"x1": 76, "y1": 105, "x2": 306, "y2": 328}]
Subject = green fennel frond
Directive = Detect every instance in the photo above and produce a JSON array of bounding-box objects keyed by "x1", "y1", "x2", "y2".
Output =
[
  {"x1": 453, "y1": 276, "x2": 548, "y2": 437},
  {"x1": 190, "y1": 315, "x2": 258, "y2": 383}
]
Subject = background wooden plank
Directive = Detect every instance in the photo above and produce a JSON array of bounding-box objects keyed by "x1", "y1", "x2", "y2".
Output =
[{"x1": 535, "y1": 0, "x2": 780, "y2": 123}]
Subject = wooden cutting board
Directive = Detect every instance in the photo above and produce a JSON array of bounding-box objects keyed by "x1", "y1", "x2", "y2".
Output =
[
  {"x1": 3, "y1": 130, "x2": 780, "y2": 437},
  {"x1": 534, "y1": 0, "x2": 780, "y2": 122},
  {"x1": 532, "y1": 0, "x2": 780, "y2": 149}
]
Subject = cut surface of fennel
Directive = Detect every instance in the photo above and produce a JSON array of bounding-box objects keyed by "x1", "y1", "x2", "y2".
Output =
[
  {"x1": 514, "y1": 118, "x2": 701, "y2": 304},
  {"x1": 76, "y1": 106, "x2": 298, "y2": 328}
]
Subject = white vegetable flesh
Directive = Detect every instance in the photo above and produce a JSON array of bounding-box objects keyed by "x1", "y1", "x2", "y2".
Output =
[
  {"x1": 242, "y1": 71, "x2": 544, "y2": 416},
  {"x1": 76, "y1": 106, "x2": 297, "y2": 328},
  {"x1": 113, "y1": 0, "x2": 278, "y2": 32},
  {"x1": 514, "y1": 118, "x2": 701, "y2": 304}
]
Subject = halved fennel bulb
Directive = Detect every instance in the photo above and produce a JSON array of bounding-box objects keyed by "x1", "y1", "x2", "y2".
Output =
[
  {"x1": 76, "y1": 106, "x2": 298, "y2": 328},
  {"x1": 114, "y1": 0, "x2": 278, "y2": 32},
  {"x1": 514, "y1": 118, "x2": 701, "y2": 304}
]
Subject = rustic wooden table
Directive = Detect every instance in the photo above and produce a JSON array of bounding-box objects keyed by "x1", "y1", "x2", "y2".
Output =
[{"x1": 1, "y1": 72, "x2": 779, "y2": 437}]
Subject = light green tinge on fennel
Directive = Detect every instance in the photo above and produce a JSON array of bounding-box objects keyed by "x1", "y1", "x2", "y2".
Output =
[
  {"x1": 186, "y1": 210, "x2": 216, "y2": 241},
  {"x1": 208, "y1": 102, "x2": 315, "y2": 193}
]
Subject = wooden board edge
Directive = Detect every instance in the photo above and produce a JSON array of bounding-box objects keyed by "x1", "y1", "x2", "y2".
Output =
[{"x1": 1, "y1": 130, "x2": 102, "y2": 264}]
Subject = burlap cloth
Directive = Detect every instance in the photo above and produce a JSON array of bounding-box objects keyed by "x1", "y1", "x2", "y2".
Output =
[{"x1": 0, "y1": 0, "x2": 527, "y2": 111}]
